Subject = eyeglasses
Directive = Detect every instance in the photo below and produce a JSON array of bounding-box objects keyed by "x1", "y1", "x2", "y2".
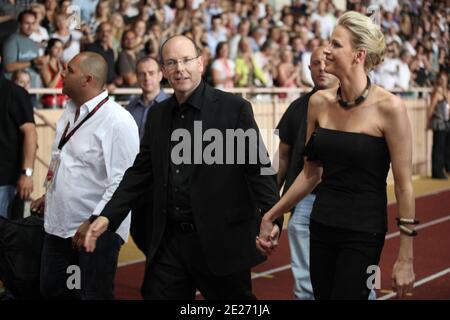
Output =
[{"x1": 162, "y1": 56, "x2": 200, "y2": 70}]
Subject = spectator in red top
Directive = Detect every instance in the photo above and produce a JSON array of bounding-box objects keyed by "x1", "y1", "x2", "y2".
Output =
[{"x1": 40, "y1": 38, "x2": 67, "y2": 108}]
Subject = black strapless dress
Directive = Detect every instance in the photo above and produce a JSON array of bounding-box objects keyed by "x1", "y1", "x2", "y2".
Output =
[{"x1": 305, "y1": 126, "x2": 391, "y2": 234}]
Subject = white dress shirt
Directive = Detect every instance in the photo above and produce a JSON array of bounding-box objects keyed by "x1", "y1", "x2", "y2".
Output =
[{"x1": 44, "y1": 90, "x2": 139, "y2": 242}]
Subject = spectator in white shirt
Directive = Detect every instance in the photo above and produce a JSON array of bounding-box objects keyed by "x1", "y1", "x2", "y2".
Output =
[
  {"x1": 29, "y1": 3, "x2": 49, "y2": 51},
  {"x1": 396, "y1": 50, "x2": 412, "y2": 91},
  {"x1": 211, "y1": 41, "x2": 235, "y2": 89},
  {"x1": 118, "y1": 0, "x2": 139, "y2": 25},
  {"x1": 51, "y1": 12, "x2": 83, "y2": 64},
  {"x1": 229, "y1": 18, "x2": 250, "y2": 60},
  {"x1": 31, "y1": 52, "x2": 139, "y2": 299},
  {"x1": 207, "y1": 14, "x2": 227, "y2": 58},
  {"x1": 72, "y1": 0, "x2": 99, "y2": 23},
  {"x1": 379, "y1": 0, "x2": 399, "y2": 14},
  {"x1": 310, "y1": 0, "x2": 336, "y2": 40}
]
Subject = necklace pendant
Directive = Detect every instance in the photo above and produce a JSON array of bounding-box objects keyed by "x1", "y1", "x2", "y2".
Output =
[{"x1": 337, "y1": 76, "x2": 371, "y2": 108}]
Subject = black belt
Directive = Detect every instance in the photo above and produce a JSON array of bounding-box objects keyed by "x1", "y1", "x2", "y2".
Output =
[{"x1": 169, "y1": 221, "x2": 197, "y2": 233}]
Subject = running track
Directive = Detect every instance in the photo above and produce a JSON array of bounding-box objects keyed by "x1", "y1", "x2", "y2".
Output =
[{"x1": 114, "y1": 187, "x2": 450, "y2": 300}]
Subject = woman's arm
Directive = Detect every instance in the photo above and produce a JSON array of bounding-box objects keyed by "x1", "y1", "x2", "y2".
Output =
[
  {"x1": 383, "y1": 94, "x2": 415, "y2": 298},
  {"x1": 263, "y1": 112, "x2": 322, "y2": 224},
  {"x1": 40, "y1": 62, "x2": 61, "y2": 88},
  {"x1": 257, "y1": 94, "x2": 323, "y2": 254}
]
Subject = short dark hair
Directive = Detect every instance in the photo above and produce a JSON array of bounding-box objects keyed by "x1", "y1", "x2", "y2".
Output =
[
  {"x1": 136, "y1": 56, "x2": 161, "y2": 72},
  {"x1": 211, "y1": 14, "x2": 222, "y2": 24},
  {"x1": 159, "y1": 35, "x2": 201, "y2": 64},
  {"x1": 121, "y1": 29, "x2": 136, "y2": 45},
  {"x1": 45, "y1": 38, "x2": 63, "y2": 55},
  {"x1": 260, "y1": 40, "x2": 274, "y2": 52},
  {"x1": 18, "y1": 9, "x2": 36, "y2": 23},
  {"x1": 215, "y1": 41, "x2": 228, "y2": 58}
]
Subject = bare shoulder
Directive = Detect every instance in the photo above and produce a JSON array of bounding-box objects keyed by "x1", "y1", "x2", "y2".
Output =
[
  {"x1": 373, "y1": 85, "x2": 406, "y2": 119},
  {"x1": 309, "y1": 88, "x2": 336, "y2": 112}
]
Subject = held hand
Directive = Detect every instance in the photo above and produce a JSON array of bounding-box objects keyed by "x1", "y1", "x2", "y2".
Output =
[
  {"x1": 256, "y1": 216, "x2": 280, "y2": 256},
  {"x1": 83, "y1": 216, "x2": 109, "y2": 252},
  {"x1": 30, "y1": 195, "x2": 45, "y2": 216},
  {"x1": 391, "y1": 259, "x2": 415, "y2": 299},
  {"x1": 17, "y1": 175, "x2": 33, "y2": 200},
  {"x1": 72, "y1": 220, "x2": 91, "y2": 250}
]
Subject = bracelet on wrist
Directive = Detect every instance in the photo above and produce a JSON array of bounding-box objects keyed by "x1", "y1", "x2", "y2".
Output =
[
  {"x1": 396, "y1": 217, "x2": 420, "y2": 225},
  {"x1": 396, "y1": 217, "x2": 419, "y2": 237}
]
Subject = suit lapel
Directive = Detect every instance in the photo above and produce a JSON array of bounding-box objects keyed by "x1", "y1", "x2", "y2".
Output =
[
  {"x1": 198, "y1": 84, "x2": 219, "y2": 134},
  {"x1": 191, "y1": 84, "x2": 219, "y2": 179},
  {"x1": 159, "y1": 98, "x2": 175, "y2": 184}
]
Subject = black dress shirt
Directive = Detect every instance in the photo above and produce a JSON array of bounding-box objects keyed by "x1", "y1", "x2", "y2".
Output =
[{"x1": 167, "y1": 82, "x2": 205, "y2": 222}]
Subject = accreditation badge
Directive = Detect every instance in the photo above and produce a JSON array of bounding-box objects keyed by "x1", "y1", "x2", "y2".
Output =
[{"x1": 44, "y1": 150, "x2": 61, "y2": 190}]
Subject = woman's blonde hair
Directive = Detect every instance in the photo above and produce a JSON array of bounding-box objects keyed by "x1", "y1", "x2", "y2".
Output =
[{"x1": 337, "y1": 11, "x2": 386, "y2": 72}]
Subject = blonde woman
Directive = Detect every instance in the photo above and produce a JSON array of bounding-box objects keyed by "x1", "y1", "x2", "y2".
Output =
[
  {"x1": 234, "y1": 37, "x2": 267, "y2": 87},
  {"x1": 89, "y1": 0, "x2": 111, "y2": 33},
  {"x1": 111, "y1": 13, "x2": 125, "y2": 54},
  {"x1": 257, "y1": 11, "x2": 416, "y2": 300}
]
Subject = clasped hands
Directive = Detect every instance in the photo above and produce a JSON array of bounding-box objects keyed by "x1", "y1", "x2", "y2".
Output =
[
  {"x1": 256, "y1": 216, "x2": 280, "y2": 256},
  {"x1": 72, "y1": 216, "x2": 110, "y2": 252}
]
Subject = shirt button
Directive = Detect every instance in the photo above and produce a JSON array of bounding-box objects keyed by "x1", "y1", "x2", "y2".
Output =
[
  {"x1": 176, "y1": 169, "x2": 180, "y2": 174},
  {"x1": 175, "y1": 207, "x2": 180, "y2": 211},
  {"x1": 181, "y1": 114, "x2": 185, "y2": 119}
]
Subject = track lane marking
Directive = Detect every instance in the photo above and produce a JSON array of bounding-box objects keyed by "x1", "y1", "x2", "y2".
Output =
[
  {"x1": 249, "y1": 215, "x2": 450, "y2": 280},
  {"x1": 377, "y1": 267, "x2": 450, "y2": 300}
]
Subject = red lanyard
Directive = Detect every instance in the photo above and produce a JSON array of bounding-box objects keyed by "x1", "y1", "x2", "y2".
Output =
[{"x1": 58, "y1": 97, "x2": 108, "y2": 150}]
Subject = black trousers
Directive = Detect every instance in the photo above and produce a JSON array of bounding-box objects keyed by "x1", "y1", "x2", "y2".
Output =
[
  {"x1": 309, "y1": 220, "x2": 385, "y2": 300},
  {"x1": 40, "y1": 231, "x2": 122, "y2": 300},
  {"x1": 142, "y1": 225, "x2": 256, "y2": 300},
  {"x1": 432, "y1": 130, "x2": 450, "y2": 178}
]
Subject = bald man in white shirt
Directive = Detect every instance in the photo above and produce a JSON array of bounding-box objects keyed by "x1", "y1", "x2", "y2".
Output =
[{"x1": 31, "y1": 52, "x2": 139, "y2": 299}]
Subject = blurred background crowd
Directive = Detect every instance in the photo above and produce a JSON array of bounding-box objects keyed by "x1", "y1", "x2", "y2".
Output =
[{"x1": 0, "y1": 0, "x2": 449, "y2": 108}]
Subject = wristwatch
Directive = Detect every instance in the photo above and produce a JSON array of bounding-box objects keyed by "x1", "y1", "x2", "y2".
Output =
[{"x1": 21, "y1": 168, "x2": 33, "y2": 177}]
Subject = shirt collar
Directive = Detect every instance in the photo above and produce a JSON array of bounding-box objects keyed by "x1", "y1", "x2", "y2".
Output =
[
  {"x1": 155, "y1": 90, "x2": 169, "y2": 103},
  {"x1": 68, "y1": 90, "x2": 108, "y2": 113},
  {"x1": 176, "y1": 81, "x2": 205, "y2": 110},
  {"x1": 137, "y1": 89, "x2": 168, "y2": 107},
  {"x1": 84, "y1": 90, "x2": 108, "y2": 112}
]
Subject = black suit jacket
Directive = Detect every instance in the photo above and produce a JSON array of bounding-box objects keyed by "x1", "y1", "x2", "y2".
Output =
[{"x1": 101, "y1": 83, "x2": 280, "y2": 276}]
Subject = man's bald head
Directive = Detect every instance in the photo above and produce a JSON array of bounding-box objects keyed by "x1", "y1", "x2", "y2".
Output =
[
  {"x1": 159, "y1": 35, "x2": 201, "y2": 63},
  {"x1": 78, "y1": 52, "x2": 108, "y2": 89},
  {"x1": 310, "y1": 46, "x2": 327, "y2": 64},
  {"x1": 309, "y1": 45, "x2": 339, "y2": 90}
]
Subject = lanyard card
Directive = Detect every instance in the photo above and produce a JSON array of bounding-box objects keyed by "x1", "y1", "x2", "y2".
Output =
[{"x1": 44, "y1": 150, "x2": 61, "y2": 190}]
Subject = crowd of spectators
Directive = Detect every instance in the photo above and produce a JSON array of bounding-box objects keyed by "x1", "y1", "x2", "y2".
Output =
[{"x1": 0, "y1": 0, "x2": 449, "y2": 107}]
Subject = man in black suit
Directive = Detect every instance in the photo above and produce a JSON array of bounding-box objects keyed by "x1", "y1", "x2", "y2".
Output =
[{"x1": 81, "y1": 35, "x2": 281, "y2": 300}]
